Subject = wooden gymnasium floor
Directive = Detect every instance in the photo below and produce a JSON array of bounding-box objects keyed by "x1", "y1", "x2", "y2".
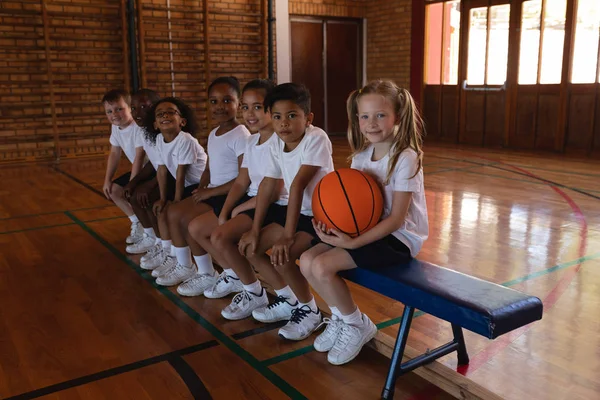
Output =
[{"x1": 1, "y1": 137, "x2": 599, "y2": 400}]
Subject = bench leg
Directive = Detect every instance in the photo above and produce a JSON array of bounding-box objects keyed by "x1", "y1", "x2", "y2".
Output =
[
  {"x1": 381, "y1": 305, "x2": 415, "y2": 400},
  {"x1": 451, "y1": 324, "x2": 469, "y2": 365}
]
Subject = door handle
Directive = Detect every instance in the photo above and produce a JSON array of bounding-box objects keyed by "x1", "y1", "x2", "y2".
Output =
[{"x1": 462, "y1": 80, "x2": 507, "y2": 92}]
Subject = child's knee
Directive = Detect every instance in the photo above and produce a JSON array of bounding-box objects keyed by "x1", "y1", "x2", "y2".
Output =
[
  {"x1": 312, "y1": 257, "x2": 334, "y2": 284},
  {"x1": 299, "y1": 253, "x2": 314, "y2": 278},
  {"x1": 210, "y1": 228, "x2": 227, "y2": 250},
  {"x1": 111, "y1": 183, "x2": 124, "y2": 197},
  {"x1": 187, "y1": 217, "x2": 202, "y2": 239}
]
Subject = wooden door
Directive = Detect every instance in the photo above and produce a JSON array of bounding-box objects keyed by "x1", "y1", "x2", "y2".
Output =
[
  {"x1": 291, "y1": 20, "x2": 325, "y2": 129},
  {"x1": 291, "y1": 17, "x2": 362, "y2": 134}
]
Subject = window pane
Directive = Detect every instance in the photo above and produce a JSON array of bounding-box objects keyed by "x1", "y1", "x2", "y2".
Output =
[
  {"x1": 487, "y1": 5, "x2": 510, "y2": 85},
  {"x1": 539, "y1": 0, "x2": 566, "y2": 84},
  {"x1": 442, "y1": 1, "x2": 461, "y2": 84},
  {"x1": 425, "y1": 3, "x2": 443, "y2": 85},
  {"x1": 467, "y1": 7, "x2": 487, "y2": 85},
  {"x1": 519, "y1": 0, "x2": 541, "y2": 84},
  {"x1": 571, "y1": 0, "x2": 600, "y2": 84}
]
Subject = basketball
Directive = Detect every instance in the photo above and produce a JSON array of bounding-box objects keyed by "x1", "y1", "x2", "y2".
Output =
[{"x1": 312, "y1": 168, "x2": 384, "y2": 237}]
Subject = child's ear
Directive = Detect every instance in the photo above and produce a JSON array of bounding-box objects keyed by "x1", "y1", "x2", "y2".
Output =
[
  {"x1": 180, "y1": 118, "x2": 187, "y2": 127},
  {"x1": 306, "y1": 112, "x2": 314, "y2": 127},
  {"x1": 153, "y1": 121, "x2": 159, "y2": 130}
]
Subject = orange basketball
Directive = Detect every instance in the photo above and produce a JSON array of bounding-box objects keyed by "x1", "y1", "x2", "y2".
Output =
[{"x1": 312, "y1": 168, "x2": 384, "y2": 237}]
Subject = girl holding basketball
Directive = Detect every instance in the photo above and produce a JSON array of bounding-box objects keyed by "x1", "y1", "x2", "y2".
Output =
[{"x1": 299, "y1": 80, "x2": 429, "y2": 366}]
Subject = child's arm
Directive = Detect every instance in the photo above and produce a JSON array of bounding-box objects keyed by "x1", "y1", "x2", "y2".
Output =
[
  {"x1": 103, "y1": 146, "x2": 122, "y2": 200},
  {"x1": 315, "y1": 191, "x2": 412, "y2": 250},
  {"x1": 270, "y1": 165, "x2": 319, "y2": 266},
  {"x1": 124, "y1": 162, "x2": 155, "y2": 199},
  {"x1": 218, "y1": 167, "x2": 251, "y2": 225},
  {"x1": 130, "y1": 147, "x2": 145, "y2": 179},
  {"x1": 152, "y1": 165, "x2": 168, "y2": 216},
  {"x1": 238, "y1": 176, "x2": 279, "y2": 257},
  {"x1": 174, "y1": 164, "x2": 190, "y2": 202}
]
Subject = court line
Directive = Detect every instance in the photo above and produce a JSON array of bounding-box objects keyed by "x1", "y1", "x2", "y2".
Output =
[
  {"x1": 232, "y1": 320, "x2": 287, "y2": 340},
  {"x1": 53, "y1": 166, "x2": 105, "y2": 198},
  {"x1": 65, "y1": 212, "x2": 307, "y2": 400},
  {"x1": 4, "y1": 340, "x2": 219, "y2": 400},
  {"x1": 0, "y1": 215, "x2": 126, "y2": 235},
  {"x1": 168, "y1": 357, "x2": 213, "y2": 399},
  {"x1": 0, "y1": 204, "x2": 114, "y2": 222}
]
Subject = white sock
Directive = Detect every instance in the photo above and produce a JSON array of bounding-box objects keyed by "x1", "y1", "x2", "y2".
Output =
[
  {"x1": 128, "y1": 215, "x2": 139, "y2": 223},
  {"x1": 161, "y1": 239, "x2": 172, "y2": 251},
  {"x1": 223, "y1": 268, "x2": 238, "y2": 279},
  {"x1": 275, "y1": 286, "x2": 298, "y2": 303},
  {"x1": 341, "y1": 307, "x2": 363, "y2": 326},
  {"x1": 330, "y1": 306, "x2": 342, "y2": 318},
  {"x1": 169, "y1": 246, "x2": 176, "y2": 257},
  {"x1": 194, "y1": 254, "x2": 215, "y2": 275},
  {"x1": 144, "y1": 227, "x2": 156, "y2": 237},
  {"x1": 243, "y1": 280, "x2": 262, "y2": 295},
  {"x1": 174, "y1": 246, "x2": 193, "y2": 268},
  {"x1": 299, "y1": 297, "x2": 318, "y2": 313}
]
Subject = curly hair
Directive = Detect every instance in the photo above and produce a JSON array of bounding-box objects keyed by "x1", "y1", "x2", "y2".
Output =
[{"x1": 141, "y1": 97, "x2": 199, "y2": 144}]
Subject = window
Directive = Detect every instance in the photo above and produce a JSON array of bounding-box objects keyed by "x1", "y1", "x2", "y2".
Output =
[
  {"x1": 571, "y1": 0, "x2": 600, "y2": 83},
  {"x1": 424, "y1": 1, "x2": 461, "y2": 85},
  {"x1": 519, "y1": 0, "x2": 567, "y2": 84}
]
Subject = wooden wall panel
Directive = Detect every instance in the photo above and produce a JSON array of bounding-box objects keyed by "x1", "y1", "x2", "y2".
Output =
[
  {"x1": 440, "y1": 86, "x2": 459, "y2": 143},
  {"x1": 512, "y1": 91, "x2": 537, "y2": 149},
  {"x1": 462, "y1": 93, "x2": 485, "y2": 145},
  {"x1": 484, "y1": 92, "x2": 505, "y2": 147},
  {"x1": 423, "y1": 85, "x2": 441, "y2": 139},
  {"x1": 535, "y1": 93, "x2": 560, "y2": 151},
  {"x1": 566, "y1": 91, "x2": 595, "y2": 151}
]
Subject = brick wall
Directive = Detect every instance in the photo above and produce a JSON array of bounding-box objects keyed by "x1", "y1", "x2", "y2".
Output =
[
  {"x1": 289, "y1": 0, "x2": 366, "y2": 18},
  {"x1": 365, "y1": 0, "x2": 412, "y2": 89}
]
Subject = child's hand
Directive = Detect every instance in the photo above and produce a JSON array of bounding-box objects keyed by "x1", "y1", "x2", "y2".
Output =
[
  {"x1": 103, "y1": 181, "x2": 112, "y2": 200},
  {"x1": 231, "y1": 205, "x2": 243, "y2": 218},
  {"x1": 270, "y1": 235, "x2": 295, "y2": 266},
  {"x1": 312, "y1": 219, "x2": 355, "y2": 249},
  {"x1": 153, "y1": 199, "x2": 167, "y2": 216},
  {"x1": 123, "y1": 182, "x2": 135, "y2": 201},
  {"x1": 217, "y1": 212, "x2": 229, "y2": 226},
  {"x1": 238, "y1": 230, "x2": 259, "y2": 257},
  {"x1": 192, "y1": 188, "x2": 211, "y2": 203}
]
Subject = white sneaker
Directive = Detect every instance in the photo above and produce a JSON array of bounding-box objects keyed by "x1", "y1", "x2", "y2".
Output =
[
  {"x1": 141, "y1": 243, "x2": 161, "y2": 262},
  {"x1": 126, "y1": 233, "x2": 156, "y2": 254},
  {"x1": 140, "y1": 248, "x2": 165, "y2": 270},
  {"x1": 203, "y1": 271, "x2": 243, "y2": 299},
  {"x1": 177, "y1": 271, "x2": 218, "y2": 297},
  {"x1": 252, "y1": 295, "x2": 298, "y2": 323},
  {"x1": 151, "y1": 255, "x2": 176, "y2": 277},
  {"x1": 278, "y1": 305, "x2": 322, "y2": 341},
  {"x1": 156, "y1": 263, "x2": 196, "y2": 287},
  {"x1": 327, "y1": 314, "x2": 377, "y2": 365},
  {"x1": 313, "y1": 315, "x2": 344, "y2": 352},
  {"x1": 221, "y1": 288, "x2": 269, "y2": 320},
  {"x1": 126, "y1": 221, "x2": 143, "y2": 244}
]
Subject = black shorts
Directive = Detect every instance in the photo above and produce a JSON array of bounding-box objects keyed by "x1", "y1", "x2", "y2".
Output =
[
  {"x1": 240, "y1": 202, "x2": 284, "y2": 226},
  {"x1": 265, "y1": 205, "x2": 317, "y2": 237},
  {"x1": 342, "y1": 234, "x2": 412, "y2": 270},
  {"x1": 182, "y1": 184, "x2": 199, "y2": 200},
  {"x1": 202, "y1": 194, "x2": 229, "y2": 216},
  {"x1": 112, "y1": 171, "x2": 131, "y2": 187}
]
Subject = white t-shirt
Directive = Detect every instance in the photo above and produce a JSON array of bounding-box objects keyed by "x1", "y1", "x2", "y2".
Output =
[
  {"x1": 136, "y1": 126, "x2": 161, "y2": 170},
  {"x1": 109, "y1": 122, "x2": 145, "y2": 164},
  {"x1": 351, "y1": 145, "x2": 429, "y2": 256},
  {"x1": 207, "y1": 125, "x2": 251, "y2": 188},
  {"x1": 156, "y1": 131, "x2": 207, "y2": 187},
  {"x1": 263, "y1": 125, "x2": 334, "y2": 216},
  {"x1": 241, "y1": 133, "x2": 288, "y2": 204}
]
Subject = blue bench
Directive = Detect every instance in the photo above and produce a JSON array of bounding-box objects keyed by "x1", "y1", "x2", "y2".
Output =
[{"x1": 339, "y1": 259, "x2": 543, "y2": 399}]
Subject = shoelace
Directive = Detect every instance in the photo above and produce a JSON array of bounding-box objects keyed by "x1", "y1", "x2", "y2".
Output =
[
  {"x1": 215, "y1": 272, "x2": 230, "y2": 286},
  {"x1": 267, "y1": 295, "x2": 290, "y2": 309},
  {"x1": 231, "y1": 290, "x2": 252, "y2": 307},
  {"x1": 129, "y1": 221, "x2": 141, "y2": 236},
  {"x1": 159, "y1": 258, "x2": 176, "y2": 274},
  {"x1": 333, "y1": 324, "x2": 359, "y2": 348},
  {"x1": 316, "y1": 317, "x2": 341, "y2": 332},
  {"x1": 289, "y1": 305, "x2": 313, "y2": 324},
  {"x1": 146, "y1": 245, "x2": 161, "y2": 258}
]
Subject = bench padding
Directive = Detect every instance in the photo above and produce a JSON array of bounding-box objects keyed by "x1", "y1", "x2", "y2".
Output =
[{"x1": 340, "y1": 259, "x2": 543, "y2": 339}]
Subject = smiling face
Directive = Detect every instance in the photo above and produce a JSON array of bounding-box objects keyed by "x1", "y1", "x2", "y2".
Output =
[
  {"x1": 271, "y1": 100, "x2": 313, "y2": 150},
  {"x1": 357, "y1": 94, "x2": 398, "y2": 146},
  {"x1": 104, "y1": 97, "x2": 133, "y2": 129},
  {"x1": 131, "y1": 94, "x2": 153, "y2": 126},
  {"x1": 153, "y1": 101, "x2": 186, "y2": 136},
  {"x1": 241, "y1": 89, "x2": 271, "y2": 134},
  {"x1": 208, "y1": 83, "x2": 239, "y2": 124}
]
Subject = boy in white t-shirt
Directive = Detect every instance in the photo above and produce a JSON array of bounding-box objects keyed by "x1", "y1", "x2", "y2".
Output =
[
  {"x1": 101, "y1": 89, "x2": 146, "y2": 244},
  {"x1": 238, "y1": 83, "x2": 334, "y2": 341}
]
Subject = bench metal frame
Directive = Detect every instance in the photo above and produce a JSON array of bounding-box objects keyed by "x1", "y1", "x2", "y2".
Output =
[{"x1": 381, "y1": 305, "x2": 470, "y2": 400}]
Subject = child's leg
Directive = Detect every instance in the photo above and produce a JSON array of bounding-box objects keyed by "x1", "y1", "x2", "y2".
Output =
[
  {"x1": 302, "y1": 247, "x2": 377, "y2": 365},
  {"x1": 111, "y1": 183, "x2": 134, "y2": 217},
  {"x1": 126, "y1": 182, "x2": 159, "y2": 254},
  {"x1": 148, "y1": 205, "x2": 177, "y2": 276},
  {"x1": 188, "y1": 212, "x2": 225, "y2": 269}
]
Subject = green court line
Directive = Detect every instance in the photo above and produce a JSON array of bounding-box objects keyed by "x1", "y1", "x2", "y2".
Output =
[
  {"x1": 0, "y1": 215, "x2": 125, "y2": 235},
  {"x1": 0, "y1": 204, "x2": 114, "y2": 222},
  {"x1": 510, "y1": 164, "x2": 600, "y2": 179},
  {"x1": 262, "y1": 345, "x2": 317, "y2": 367},
  {"x1": 426, "y1": 162, "x2": 498, "y2": 175},
  {"x1": 64, "y1": 211, "x2": 307, "y2": 400}
]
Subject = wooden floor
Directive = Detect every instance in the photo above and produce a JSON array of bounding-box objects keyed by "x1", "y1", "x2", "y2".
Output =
[{"x1": 1, "y1": 138, "x2": 599, "y2": 399}]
